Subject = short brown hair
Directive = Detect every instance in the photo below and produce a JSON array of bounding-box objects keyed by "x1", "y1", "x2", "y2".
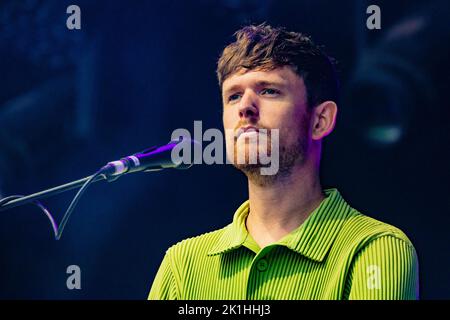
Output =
[{"x1": 217, "y1": 23, "x2": 339, "y2": 109}]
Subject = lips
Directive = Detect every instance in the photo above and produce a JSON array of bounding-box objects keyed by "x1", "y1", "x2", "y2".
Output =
[
  {"x1": 236, "y1": 125, "x2": 257, "y2": 137},
  {"x1": 236, "y1": 126, "x2": 263, "y2": 139}
]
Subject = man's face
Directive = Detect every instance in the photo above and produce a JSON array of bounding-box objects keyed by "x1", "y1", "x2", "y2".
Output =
[{"x1": 222, "y1": 66, "x2": 312, "y2": 182}]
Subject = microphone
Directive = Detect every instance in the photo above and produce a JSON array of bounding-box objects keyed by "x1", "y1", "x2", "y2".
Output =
[{"x1": 100, "y1": 138, "x2": 197, "y2": 177}]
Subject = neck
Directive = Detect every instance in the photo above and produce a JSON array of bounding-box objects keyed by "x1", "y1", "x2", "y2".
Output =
[{"x1": 246, "y1": 163, "x2": 325, "y2": 249}]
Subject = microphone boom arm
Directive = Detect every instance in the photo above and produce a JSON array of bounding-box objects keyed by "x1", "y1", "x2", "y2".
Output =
[{"x1": 0, "y1": 173, "x2": 110, "y2": 212}]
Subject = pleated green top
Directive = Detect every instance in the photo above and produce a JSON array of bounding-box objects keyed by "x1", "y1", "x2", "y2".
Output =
[{"x1": 149, "y1": 188, "x2": 419, "y2": 300}]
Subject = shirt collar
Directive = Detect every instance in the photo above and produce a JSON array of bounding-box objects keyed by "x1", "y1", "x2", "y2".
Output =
[{"x1": 207, "y1": 188, "x2": 353, "y2": 262}]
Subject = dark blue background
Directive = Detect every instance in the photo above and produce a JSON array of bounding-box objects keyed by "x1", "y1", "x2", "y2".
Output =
[{"x1": 0, "y1": 0, "x2": 449, "y2": 299}]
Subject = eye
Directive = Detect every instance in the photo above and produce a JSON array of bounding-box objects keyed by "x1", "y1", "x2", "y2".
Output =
[
  {"x1": 260, "y1": 88, "x2": 280, "y2": 96},
  {"x1": 228, "y1": 93, "x2": 241, "y2": 103}
]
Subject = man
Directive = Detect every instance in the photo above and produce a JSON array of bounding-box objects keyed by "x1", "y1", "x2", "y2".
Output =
[{"x1": 148, "y1": 24, "x2": 419, "y2": 300}]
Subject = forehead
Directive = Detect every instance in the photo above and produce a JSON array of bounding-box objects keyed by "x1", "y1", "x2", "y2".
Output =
[{"x1": 222, "y1": 66, "x2": 304, "y2": 94}]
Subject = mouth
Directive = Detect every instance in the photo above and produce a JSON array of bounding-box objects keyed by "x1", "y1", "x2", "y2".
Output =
[{"x1": 236, "y1": 126, "x2": 260, "y2": 139}]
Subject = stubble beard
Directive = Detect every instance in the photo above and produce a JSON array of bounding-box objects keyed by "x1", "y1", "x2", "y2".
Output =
[{"x1": 232, "y1": 116, "x2": 311, "y2": 187}]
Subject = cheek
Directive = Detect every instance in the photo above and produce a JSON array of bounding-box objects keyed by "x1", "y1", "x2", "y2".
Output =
[
  {"x1": 222, "y1": 108, "x2": 236, "y2": 130},
  {"x1": 277, "y1": 111, "x2": 310, "y2": 144},
  {"x1": 222, "y1": 109, "x2": 236, "y2": 155},
  {"x1": 262, "y1": 106, "x2": 296, "y2": 132}
]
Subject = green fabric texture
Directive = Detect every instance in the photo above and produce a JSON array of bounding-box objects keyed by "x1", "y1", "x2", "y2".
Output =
[{"x1": 149, "y1": 188, "x2": 419, "y2": 300}]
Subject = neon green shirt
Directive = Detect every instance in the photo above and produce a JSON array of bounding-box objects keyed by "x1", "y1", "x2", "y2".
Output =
[{"x1": 148, "y1": 188, "x2": 419, "y2": 300}]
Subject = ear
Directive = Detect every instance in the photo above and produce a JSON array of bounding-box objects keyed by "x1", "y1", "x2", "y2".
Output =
[{"x1": 311, "y1": 101, "x2": 338, "y2": 141}]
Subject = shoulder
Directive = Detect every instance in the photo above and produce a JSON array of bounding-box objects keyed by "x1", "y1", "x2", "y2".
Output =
[
  {"x1": 337, "y1": 208, "x2": 416, "y2": 255},
  {"x1": 164, "y1": 224, "x2": 228, "y2": 259},
  {"x1": 339, "y1": 210, "x2": 419, "y2": 299}
]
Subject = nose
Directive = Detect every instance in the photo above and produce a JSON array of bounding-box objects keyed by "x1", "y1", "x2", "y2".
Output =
[{"x1": 238, "y1": 90, "x2": 259, "y2": 120}]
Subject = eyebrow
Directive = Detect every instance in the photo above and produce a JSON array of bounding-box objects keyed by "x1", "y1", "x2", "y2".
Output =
[{"x1": 223, "y1": 80, "x2": 286, "y2": 97}]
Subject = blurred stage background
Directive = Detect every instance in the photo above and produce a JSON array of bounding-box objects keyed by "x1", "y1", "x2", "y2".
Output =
[{"x1": 0, "y1": 0, "x2": 449, "y2": 299}]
